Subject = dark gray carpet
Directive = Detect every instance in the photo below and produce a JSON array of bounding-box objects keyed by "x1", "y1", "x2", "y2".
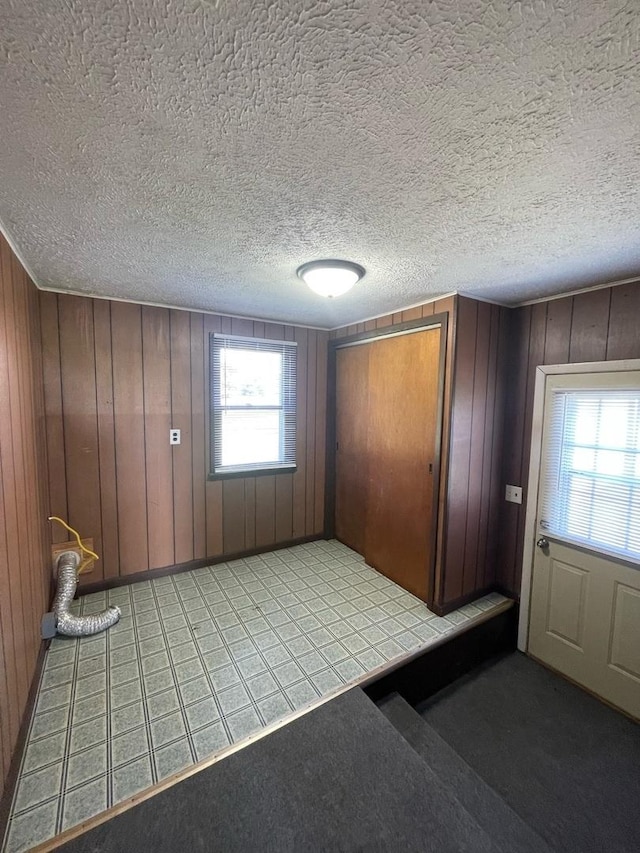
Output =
[
  {"x1": 417, "y1": 651, "x2": 640, "y2": 853},
  {"x1": 378, "y1": 693, "x2": 553, "y2": 853},
  {"x1": 59, "y1": 688, "x2": 500, "y2": 853}
]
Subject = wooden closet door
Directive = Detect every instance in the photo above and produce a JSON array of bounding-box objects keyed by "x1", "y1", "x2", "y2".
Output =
[
  {"x1": 365, "y1": 328, "x2": 441, "y2": 600},
  {"x1": 335, "y1": 345, "x2": 370, "y2": 555}
]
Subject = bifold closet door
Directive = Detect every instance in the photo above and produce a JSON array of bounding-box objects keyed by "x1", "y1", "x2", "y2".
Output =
[{"x1": 334, "y1": 327, "x2": 441, "y2": 601}]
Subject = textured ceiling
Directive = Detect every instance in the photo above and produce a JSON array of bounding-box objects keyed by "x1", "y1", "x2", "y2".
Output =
[{"x1": 1, "y1": 1, "x2": 639, "y2": 328}]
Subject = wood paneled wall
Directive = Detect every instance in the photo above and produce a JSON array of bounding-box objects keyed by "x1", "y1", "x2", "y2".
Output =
[
  {"x1": 498, "y1": 282, "x2": 640, "y2": 596},
  {"x1": 0, "y1": 235, "x2": 50, "y2": 794},
  {"x1": 441, "y1": 296, "x2": 508, "y2": 609},
  {"x1": 331, "y1": 295, "x2": 508, "y2": 613},
  {"x1": 40, "y1": 294, "x2": 328, "y2": 584}
]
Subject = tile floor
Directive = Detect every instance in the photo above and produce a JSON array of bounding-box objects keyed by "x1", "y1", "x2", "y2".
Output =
[{"x1": 2, "y1": 539, "x2": 508, "y2": 852}]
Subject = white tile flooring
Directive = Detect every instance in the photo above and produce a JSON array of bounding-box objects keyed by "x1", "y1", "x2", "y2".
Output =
[{"x1": 2, "y1": 540, "x2": 508, "y2": 853}]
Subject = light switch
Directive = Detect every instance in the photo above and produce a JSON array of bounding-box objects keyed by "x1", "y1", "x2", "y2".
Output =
[{"x1": 170, "y1": 429, "x2": 181, "y2": 445}]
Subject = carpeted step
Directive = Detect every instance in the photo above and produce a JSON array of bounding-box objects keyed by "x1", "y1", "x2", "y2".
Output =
[
  {"x1": 416, "y1": 651, "x2": 640, "y2": 853},
  {"x1": 58, "y1": 688, "x2": 503, "y2": 853},
  {"x1": 377, "y1": 692, "x2": 554, "y2": 853}
]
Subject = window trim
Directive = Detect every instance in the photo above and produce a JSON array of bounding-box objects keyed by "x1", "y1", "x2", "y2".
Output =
[{"x1": 207, "y1": 332, "x2": 297, "y2": 480}]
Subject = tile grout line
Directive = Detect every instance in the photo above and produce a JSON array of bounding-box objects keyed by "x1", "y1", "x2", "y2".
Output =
[
  {"x1": 205, "y1": 554, "x2": 328, "y2": 699},
  {"x1": 174, "y1": 566, "x2": 282, "y2": 735},
  {"x1": 148, "y1": 578, "x2": 199, "y2": 768},
  {"x1": 166, "y1": 572, "x2": 235, "y2": 746},
  {"x1": 53, "y1": 635, "x2": 81, "y2": 836},
  {"x1": 128, "y1": 587, "x2": 159, "y2": 789}
]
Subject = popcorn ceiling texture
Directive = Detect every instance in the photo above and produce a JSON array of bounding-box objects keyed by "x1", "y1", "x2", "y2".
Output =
[{"x1": 0, "y1": 0, "x2": 639, "y2": 328}]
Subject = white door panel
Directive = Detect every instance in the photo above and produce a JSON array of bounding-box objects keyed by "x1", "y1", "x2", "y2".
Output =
[{"x1": 529, "y1": 370, "x2": 640, "y2": 720}]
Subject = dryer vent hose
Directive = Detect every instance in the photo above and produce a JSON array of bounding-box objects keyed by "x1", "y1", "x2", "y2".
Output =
[{"x1": 53, "y1": 551, "x2": 121, "y2": 636}]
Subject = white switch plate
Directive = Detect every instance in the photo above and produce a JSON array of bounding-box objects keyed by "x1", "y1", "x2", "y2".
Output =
[
  {"x1": 170, "y1": 429, "x2": 181, "y2": 445},
  {"x1": 505, "y1": 484, "x2": 522, "y2": 504}
]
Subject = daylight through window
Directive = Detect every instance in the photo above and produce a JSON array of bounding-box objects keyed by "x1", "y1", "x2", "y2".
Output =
[
  {"x1": 540, "y1": 389, "x2": 640, "y2": 562},
  {"x1": 210, "y1": 334, "x2": 297, "y2": 475}
]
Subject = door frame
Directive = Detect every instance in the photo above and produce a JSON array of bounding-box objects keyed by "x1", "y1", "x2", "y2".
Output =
[
  {"x1": 325, "y1": 313, "x2": 448, "y2": 610},
  {"x1": 518, "y1": 357, "x2": 640, "y2": 651}
]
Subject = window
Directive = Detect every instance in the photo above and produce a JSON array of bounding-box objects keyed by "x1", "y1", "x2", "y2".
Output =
[
  {"x1": 210, "y1": 333, "x2": 297, "y2": 476},
  {"x1": 540, "y1": 389, "x2": 640, "y2": 562}
]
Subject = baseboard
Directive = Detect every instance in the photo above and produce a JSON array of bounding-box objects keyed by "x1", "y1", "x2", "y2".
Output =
[
  {"x1": 0, "y1": 639, "x2": 50, "y2": 845},
  {"x1": 76, "y1": 535, "x2": 325, "y2": 597},
  {"x1": 363, "y1": 604, "x2": 518, "y2": 705}
]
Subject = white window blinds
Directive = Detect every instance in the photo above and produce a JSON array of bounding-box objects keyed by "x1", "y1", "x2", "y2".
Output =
[
  {"x1": 210, "y1": 334, "x2": 297, "y2": 475},
  {"x1": 539, "y1": 389, "x2": 640, "y2": 562}
]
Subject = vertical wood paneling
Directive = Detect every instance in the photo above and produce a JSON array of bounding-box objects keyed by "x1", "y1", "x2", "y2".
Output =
[
  {"x1": 142, "y1": 307, "x2": 174, "y2": 569},
  {"x1": 462, "y1": 301, "x2": 490, "y2": 597},
  {"x1": 401, "y1": 307, "x2": 422, "y2": 322},
  {"x1": 0, "y1": 235, "x2": 49, "y2": 794},
  {"x1": 497, "y1": 306, "x2": 532, "y2": 594},
  {"x1": 314, "y1": 331, "x2": 328, "y2": 534},
  {"x1": 222, "y1": 480, "x2": 247, "y2": 553},
  {"x1": 305, "y1": 330, "x2": 318, "y2": 536},
  {"x1": 41, "y1": 296, "x2": 328, "y2": 581},
  {"x1": 111, "y1": 302, "x2": 149, "y2": 575},
  {"x1": 568, "y1": 288, "x2": 611, "y2": 363},
  {"x1": 93, "y1": 300, "x2": 119, "y2": 578},
  {"x1": 606, "y1": 283, "x2": 640, "y2": 360},
  {"x1": 40, "y1": 293, "x2": 67, "y2": 543},
  {"x1": 543, "y1": 296, "x2": 572, "y2": 364},
  {"x1": 514, "y1": 301, "x2": 547, "y2": 581},
  {"x1": 498, "y1": 281, "x2": 640, "y2": 597},
  {"x1": 483, "y1": 307, "x2": 507, "y2": 589},
  {"x1": 58, "y1": 296, "x2": 103, "y2": 580},
  {"x1": 170, "y1": 310, "x2": 194, "y2": 565},
  {"x1": 443, "y1": 297, "x2": 477, "y2": 601}
]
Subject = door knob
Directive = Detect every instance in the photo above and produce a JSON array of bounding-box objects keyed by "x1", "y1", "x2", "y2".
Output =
[{"x1": 536, "y1": 537, "x2": 549, "y2": 549}]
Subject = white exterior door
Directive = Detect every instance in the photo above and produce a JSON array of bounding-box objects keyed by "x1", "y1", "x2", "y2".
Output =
[{"x1": 528, "y1": 371, "x2": 640, "y2": 720}]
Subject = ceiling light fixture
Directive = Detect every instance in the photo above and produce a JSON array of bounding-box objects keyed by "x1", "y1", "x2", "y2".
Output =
[{"x1": 297, "y1": 259, "x2": 365, "y2": 298}]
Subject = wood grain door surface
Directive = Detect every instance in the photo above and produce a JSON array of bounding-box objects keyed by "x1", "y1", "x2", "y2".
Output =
[{"x1": 335, "y1": 328, "x2": 442, "y2": 601}]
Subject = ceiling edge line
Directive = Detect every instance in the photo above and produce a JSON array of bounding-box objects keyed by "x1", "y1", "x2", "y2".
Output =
[
  {"x1": 514, "y1": 275, "x2": 640, "y2": 307},
  {"x1": 456, "y1": 291, "x2": 510, "y2": 307},
  {"x1": 328, "y1": 291, "x2": 458, "y2": 331},
  {"x1": 35, "y1": 285, "x2": 331, "y2": 331}
]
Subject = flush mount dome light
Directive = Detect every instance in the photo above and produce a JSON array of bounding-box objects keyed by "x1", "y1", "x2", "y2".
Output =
[{"x1": 297, "y1": 259, "x2": 365, "y2": 298}]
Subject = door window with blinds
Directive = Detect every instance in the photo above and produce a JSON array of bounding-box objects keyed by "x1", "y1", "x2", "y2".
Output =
[
  {"x1": 210, "y1": 334, "x2": 297, "y2": 476},
  {"x1": 539, "y1": 380, "x2": 640, "y2": 563}
]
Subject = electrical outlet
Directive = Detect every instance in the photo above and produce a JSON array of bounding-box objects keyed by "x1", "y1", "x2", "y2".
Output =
[
  {"x1": 51, "y1": 538, "x2": 94, "y2": 576},
  {"x1": 170, "y1": 428, "x2": 181, "y2": 445},
  {"x1": 505, "y1": 484, "x2": 523, "y2": 504}
]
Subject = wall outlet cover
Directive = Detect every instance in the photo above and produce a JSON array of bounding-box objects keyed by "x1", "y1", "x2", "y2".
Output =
[
  {"x1": 170, "y1": 428, "x2": 181, "y2": 445},
  {"x1": 505, "y1": 484, "x2": 523, "y2": 504}
]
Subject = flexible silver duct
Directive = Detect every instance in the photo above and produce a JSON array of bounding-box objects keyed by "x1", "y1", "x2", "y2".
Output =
[{"x1": 53, "y1": 551, "x2": 121, "y2": 636}]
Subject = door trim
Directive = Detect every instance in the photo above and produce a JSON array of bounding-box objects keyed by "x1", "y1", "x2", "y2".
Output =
[
  {"x1": 325, "y1": 313, "x2": 448, "y2": 610},
  {"x1": 519, "y1": 357, "x2": 640, "y2": 651}
]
